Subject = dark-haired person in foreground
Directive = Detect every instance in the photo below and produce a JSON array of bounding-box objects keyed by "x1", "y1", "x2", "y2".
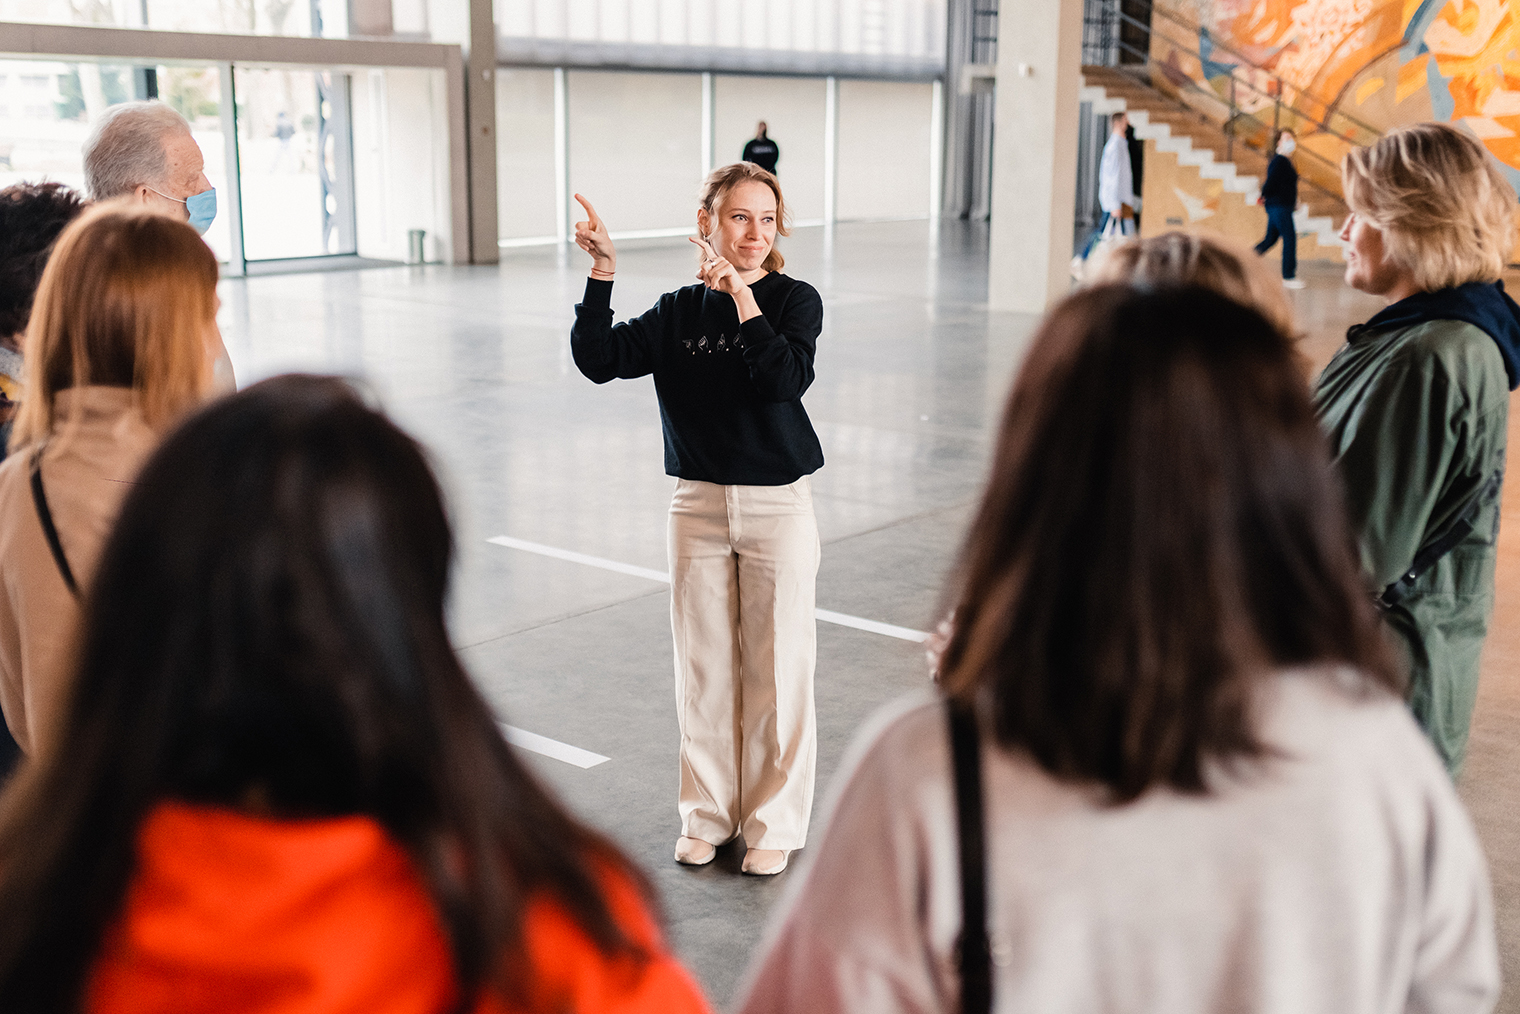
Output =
[
  {"x1": 738, "y1": 287, "x2": 1497, "y2": 1013},
  {"x1": 0, "y1": 180, "x2": 86, "y2": 779},
  {"x1": 1315, "y1": 123, "x2": 1518, "y2": 777},
  {"x1": 0, "y1": 375, "x2": 712, "y2": 1014},
  {"x1": 0, "y1": 182, "x2": 88, "y2": 443}
]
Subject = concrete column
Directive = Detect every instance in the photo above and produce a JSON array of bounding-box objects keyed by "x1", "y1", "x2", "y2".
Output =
[
  {"x1": 466, "y1": 0, "x2": 499, "y2": 263},
  {"x1": 986, "y1": 0, "x2": 1083, "y2": 312},
  {"x1": 701, "y1": 71, "x2": 715, "y2": 178},
  {"x1": 553, "y1": 67, "x2": 569, "y2": 246},
  {"x1": 822, "y1": 75, "x2": 839, "y2": 228}
]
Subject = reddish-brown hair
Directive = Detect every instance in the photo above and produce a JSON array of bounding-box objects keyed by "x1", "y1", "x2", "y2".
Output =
[
  {"x1": 699, "y1": 161, "x2": 790, "y2": 273},
  {"x1": 12, "y1": 200, "x2": 216, "y2": 451},
  {"x1": 938, "y1": 285, "x2": 1398, "y2": 800}
]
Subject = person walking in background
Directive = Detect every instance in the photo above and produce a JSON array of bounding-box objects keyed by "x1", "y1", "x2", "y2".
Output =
[
  {"x1": 738, "y1": 286, "x2": 1498, "y2": 1014},
  {"x1": 1315, "y1": 122, "x2": 1519, "y2": 777},
  {"x1": 0, "y1": 203, "x2": 222, "y2": 759},
  {"x1": 571, "y1": 163, "x2": 823, "y2": 877},
  {"x1": 1255, "y1": 129, "x2": 1304, "y2": 288},
  {"x1": 0, "y1": 375, "x2": 713, "y2": 1014},
  {"x1": 1083, "y1": 113, "x2": 1138, "y2": 257},
  {"x1": 743, "y1": 122, "x2": 780, "y2": 175},
  {"x1": 1125, "y1": 119, "x2": 1144, "y2": 230}
]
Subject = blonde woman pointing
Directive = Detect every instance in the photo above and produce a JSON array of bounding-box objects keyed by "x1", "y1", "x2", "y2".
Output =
[{"x1": 570, "y1": 164, "x2": 824, "y2": 876}]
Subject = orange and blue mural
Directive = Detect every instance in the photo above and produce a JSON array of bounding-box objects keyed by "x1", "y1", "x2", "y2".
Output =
[{"x1": 1155, "y1": 0, "x2": 1520, "y2": 190}]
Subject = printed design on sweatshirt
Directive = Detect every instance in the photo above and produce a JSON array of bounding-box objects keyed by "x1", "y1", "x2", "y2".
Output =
[{"x1": 682, "y1": 332, "x2": 745, "y2": 355}]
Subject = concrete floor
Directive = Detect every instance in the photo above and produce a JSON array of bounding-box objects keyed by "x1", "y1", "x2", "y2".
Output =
[{"x1": 217, "y1": 225, "x2": 1518, "y2": 1011}]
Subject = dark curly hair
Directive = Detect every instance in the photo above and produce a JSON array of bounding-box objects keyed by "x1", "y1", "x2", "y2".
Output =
[{"x1": 0, "y1": 183, "x2": 88, "y2": 348}]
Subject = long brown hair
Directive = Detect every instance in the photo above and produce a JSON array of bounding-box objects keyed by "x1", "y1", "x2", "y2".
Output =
[
  {"x1": 11, "y1": 200, "x2": 216, "y2": 451},
  {"x1": 938, "y1": 286, "x2": 1397, "y2": 801},
  {"x1": 699, "y1": 161, "x2": 790, "y2": 272},
  {"x1": 0, "y1": 376, "x2": 651, "y2": 1011}
]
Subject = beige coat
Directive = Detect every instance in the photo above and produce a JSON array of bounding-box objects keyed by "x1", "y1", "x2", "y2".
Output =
[{"x1": 0, "y1": 387, "x2": 157, "y2": 754}]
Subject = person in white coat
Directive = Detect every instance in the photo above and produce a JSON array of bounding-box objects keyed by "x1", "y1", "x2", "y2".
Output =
[
  {"x1": 1084, "y1": 113, "x2": 1139, "y2": 257},
  {"x1": 736, "y1": 285, "x2": 1498, "y2": 1014}
]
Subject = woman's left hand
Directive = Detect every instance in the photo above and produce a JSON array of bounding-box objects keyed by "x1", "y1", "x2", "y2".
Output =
[{"x1": 691, "y1": 236, "x2": 747, "y2": 298}]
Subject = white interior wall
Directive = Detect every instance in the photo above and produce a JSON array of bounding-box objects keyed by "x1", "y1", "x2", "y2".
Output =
[
  {"x1": 495, "y1": 67, "x2": 558, "y2": 240},
  {"x1": 835, "y1": 78, "x2": 933, "y2": 221},
  {"x1": 494, "y1": 67, "x2": 940, "y2": 244},
  {"x1": 566, "y1": 70, "x2": 704, "y2": 235},
  {"x1": 351, "y1": 67, "x2": 452, "y2": 262},
  {"x1": 713, "y1": 75, "x2": 826, "y2": 225}
]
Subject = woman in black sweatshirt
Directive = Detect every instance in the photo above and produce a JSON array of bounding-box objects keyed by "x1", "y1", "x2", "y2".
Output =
[{"x1": 571, "y1": 163, "x2": 823, "y2": 877}]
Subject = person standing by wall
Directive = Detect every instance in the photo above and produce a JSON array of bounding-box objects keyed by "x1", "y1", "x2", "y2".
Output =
[
  {"x1": 743, "y1": 123, "x2": 780, "y2": 175},
  {"x1": 1315, "y1": 122, "x2": 1519, "y2": 777},
  {"x1": 570, "y1": 163, "x2": 823, "y2": 877},
  {"x1": 1255, "y1": 129, "x2": 1304, "y2": 289}
]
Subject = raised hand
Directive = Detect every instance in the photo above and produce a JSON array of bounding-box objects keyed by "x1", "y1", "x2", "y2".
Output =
[
  {"x1": 574, "y1": 193, "x2": 616, "y2": 275},
  {"x1": 690, "y1": 236, "x2": 744, "y2": 297}
]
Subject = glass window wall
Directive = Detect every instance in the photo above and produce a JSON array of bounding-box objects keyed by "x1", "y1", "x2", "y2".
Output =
[
  {"x1": 0, "y1": 0, "x2": 353, "y2": 38},
  {"x1": 496, "y1": 0, "x2": 947, "y2": 64},
  {"x1": 0, "y1": 58, "x2": 235, "y2": 262}
]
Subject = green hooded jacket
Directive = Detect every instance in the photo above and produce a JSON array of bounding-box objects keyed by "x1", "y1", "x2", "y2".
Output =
[{"x1": 1314, "y1": 310, "x2": 1511, "y2": 776}]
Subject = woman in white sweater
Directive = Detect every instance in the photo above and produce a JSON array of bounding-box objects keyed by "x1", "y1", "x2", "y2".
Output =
[{"x1": 737, "y1": 285, "x2": 1498, "y2": 1014}]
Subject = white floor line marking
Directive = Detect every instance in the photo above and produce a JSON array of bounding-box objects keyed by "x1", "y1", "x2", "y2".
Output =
[
  {"x1": 813, "y1": 608, "x2": 929, "y2": 642},
  {"x1": 487, "y1": 536, "x2": 671, "y2": 582},
  {"x1": 487, "y1": 535, "x2": 930, "y2": 643},
  {"x1": 501, "y1": 724, "x2": 611, "y2": 769}
]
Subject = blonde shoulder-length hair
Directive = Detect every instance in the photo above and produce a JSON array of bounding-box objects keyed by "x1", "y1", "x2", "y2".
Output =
[
  {"x1": 10, "y1": 200, "x2": 217, "y2": 451},
  {"x1": 698, "y1": 162, "x2": 791, "y2": 273},
  {"x1": 1084, "y1": 231, "x2": 1297, "y2": 337},
  {"x1": 1342, "y1": 122, "x2": 1518, "y2": 292}
]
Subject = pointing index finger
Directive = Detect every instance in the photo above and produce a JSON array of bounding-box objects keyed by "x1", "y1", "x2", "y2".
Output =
[{"x1": 573, "y1": 193, "x2": 601, "y2": 230}]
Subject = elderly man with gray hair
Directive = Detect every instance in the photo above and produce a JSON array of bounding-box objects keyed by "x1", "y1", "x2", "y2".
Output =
[
  {"x1": 83, "y1": 101, "x2": 216, "y2": 234},
  {"x1": 81, "y1": 101, "x2": 235, "y2": 391}
]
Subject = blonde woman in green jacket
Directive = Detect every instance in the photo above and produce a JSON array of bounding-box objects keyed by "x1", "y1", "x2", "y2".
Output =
[{"x1": 1314, "y1": 123, "x2": 1520, "y2": 776}]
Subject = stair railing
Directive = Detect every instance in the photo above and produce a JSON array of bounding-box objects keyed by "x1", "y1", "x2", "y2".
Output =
[
  {"x1": 1102, "y1": 23, "x2": 1356, "y2": 212},
  {"x1": 1121, "y1": 0, "x2": 1384, "y2": 142}
]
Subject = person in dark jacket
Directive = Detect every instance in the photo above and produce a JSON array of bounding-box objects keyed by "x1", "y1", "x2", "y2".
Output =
[
  {"x1": 570, "y1": 162, "x2": 823, "y2": 877},
  {"x1": 1314, "y1": 122, "x2": 1519, "y2": 776},
  {"x1": 1255, "y1": 129, "x2": 1303, "y2": 288},
  {"x1": 0, "y1": 180, "x2": 86, "y2": 783},
  {"x1": 742, "y1": 123, "x2": 780, "y2": 175}
]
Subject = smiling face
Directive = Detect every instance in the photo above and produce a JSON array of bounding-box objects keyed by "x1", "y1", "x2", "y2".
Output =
[
  {"x1": 1339, "y1": 212, "x2": 1409, "y2": 297},
  {"x1": 699, "y1": 179, "x2": 778, "y2": 274}
]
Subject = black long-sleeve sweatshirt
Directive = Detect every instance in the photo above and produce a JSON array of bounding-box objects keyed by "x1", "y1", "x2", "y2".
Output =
[
  {"x1": 571, "y1": 272, "x2": 825, "y2": 486},
  {"x1": 1260, "y1": 153, "x2": 1298, "y2": 206}
]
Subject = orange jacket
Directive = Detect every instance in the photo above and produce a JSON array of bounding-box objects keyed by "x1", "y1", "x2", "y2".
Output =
[{"x1": 87, "y1": 803, "x2": 712, "y2": 1014}]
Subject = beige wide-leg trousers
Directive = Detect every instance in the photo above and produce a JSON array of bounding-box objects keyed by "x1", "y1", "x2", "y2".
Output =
[{"x1": 669, "y1": 477, "x2": 820, "y2": 852}]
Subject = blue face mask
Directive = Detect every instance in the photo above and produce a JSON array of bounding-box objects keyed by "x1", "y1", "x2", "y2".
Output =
[
  {"x1": 147, "y1": 185, "x2": 217, "y2": 235},
  {"x1": 185, "y1": 188, "x2": 216, "y2": 234}
]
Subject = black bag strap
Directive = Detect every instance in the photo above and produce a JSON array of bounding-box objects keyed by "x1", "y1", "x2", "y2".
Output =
[
  {"x1": 948, "y1": 698, "x2": 992, "y2": 1014},
  {"x1": 1379, "y1": 468, "x2": 1503, "y2": 610},
  {"x1": 29, "y1": 450, "x2": 78, "y2": 598}
]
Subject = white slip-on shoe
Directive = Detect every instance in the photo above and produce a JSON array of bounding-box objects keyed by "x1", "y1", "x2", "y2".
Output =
[
  {"x1": 741, "y1": 848, "x2": 790, "y2": 876},
  {"x1": 674, "y1": 836, "x2": 716, "y2": 866},
  {"x1": 1283, "y1": 278, "x2": 1307, "y2": 289}
]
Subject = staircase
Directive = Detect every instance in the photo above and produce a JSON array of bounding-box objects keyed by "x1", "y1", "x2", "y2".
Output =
[{"x1": 1080, "y1": 65, "x2": 1345, "y2": 250}]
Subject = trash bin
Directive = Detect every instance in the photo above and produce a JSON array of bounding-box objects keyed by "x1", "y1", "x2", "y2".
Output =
[{"x1": 407, "y1": 229, "x2": 427, "y2": 265}]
